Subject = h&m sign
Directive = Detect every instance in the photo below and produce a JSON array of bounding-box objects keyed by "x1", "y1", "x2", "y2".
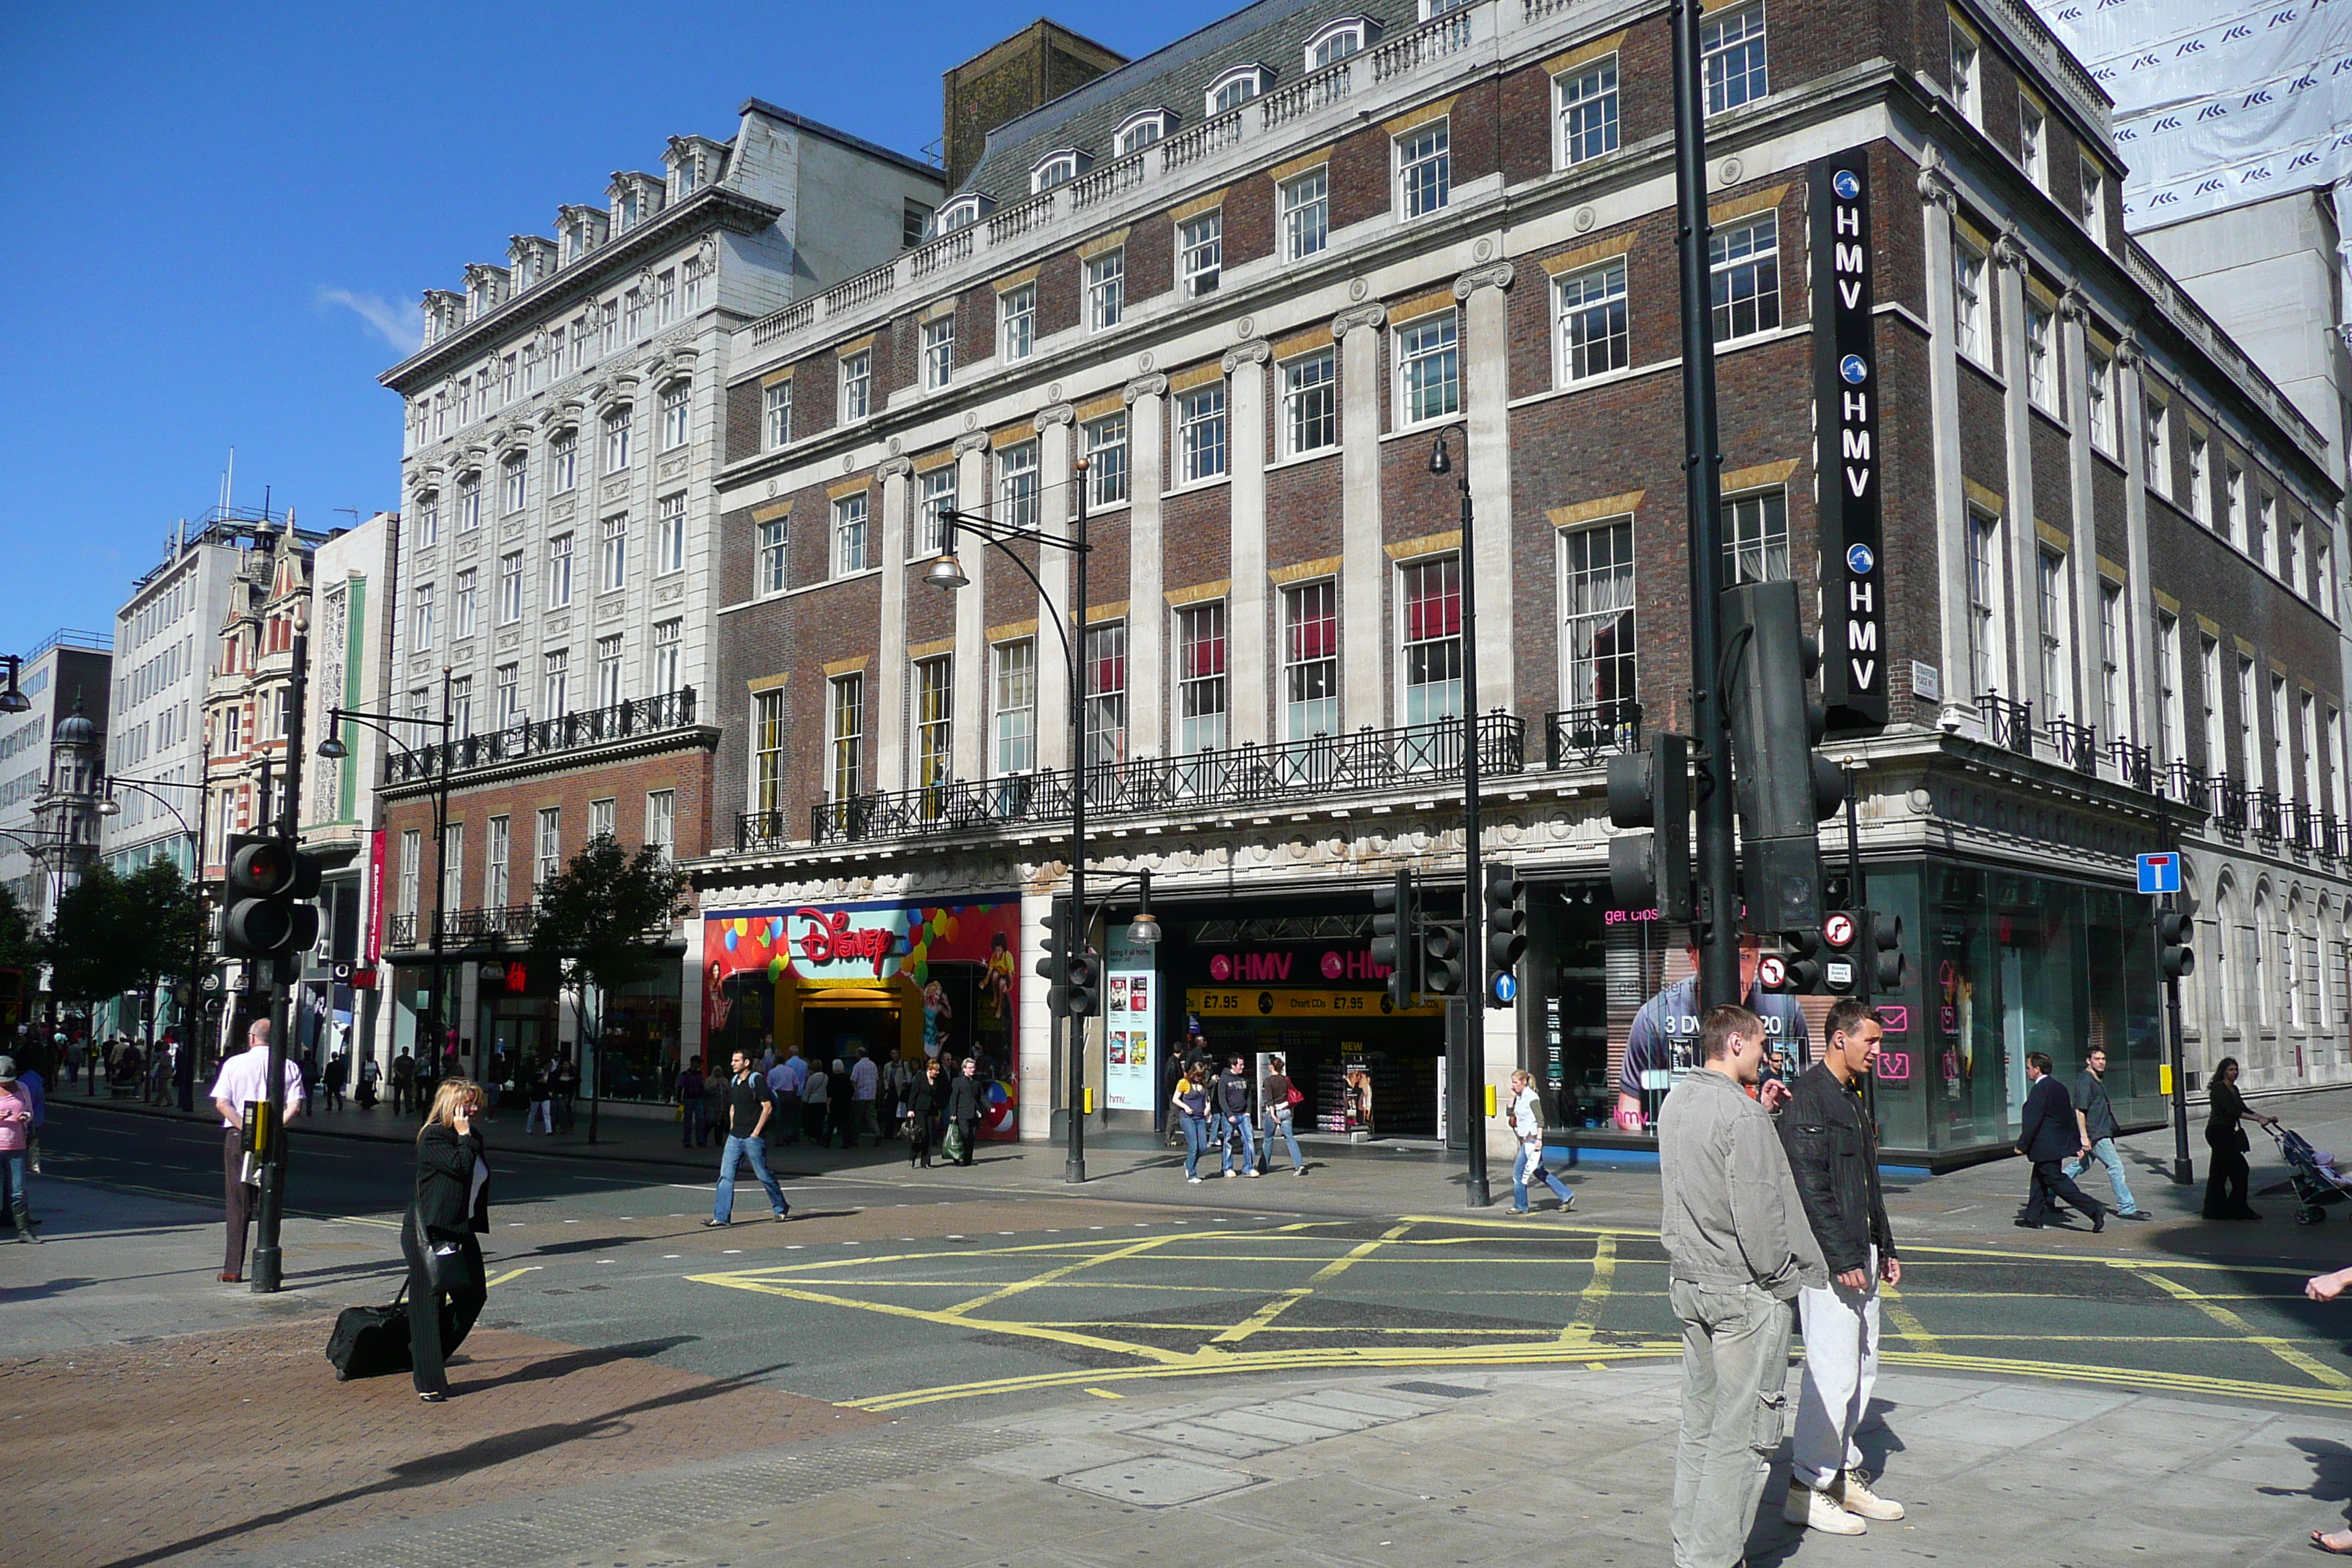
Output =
[{"x1": 1811, "y1": 149, "x2": 1886, "y2": 735}]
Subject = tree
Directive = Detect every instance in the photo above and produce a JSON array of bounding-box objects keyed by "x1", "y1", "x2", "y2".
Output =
[
  {"x1": 529, "y1": 834, "x2": 690, "y2": 1143},
  {"x1": 0, "y1": 880, "x2": 40, "y2": 973},
  {"x1": 45, "y1": 866, "x2": 143, "y2": 1028},
  {"x1": 121, "y1": 860, "x2": 208, "y2": 1045}
]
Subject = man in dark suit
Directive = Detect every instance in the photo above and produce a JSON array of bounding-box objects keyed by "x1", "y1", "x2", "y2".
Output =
[{"x1": 2017, "y1": 1051, "x2": 2105, "y2": 1231}]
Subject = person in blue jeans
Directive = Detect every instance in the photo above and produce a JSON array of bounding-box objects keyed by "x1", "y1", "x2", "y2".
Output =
[
  {"x1": 1256, "y1": 1055, "x2": 1307, "y2": 1176},
  {"x1": 2061, "y1": 1047, "x2": 2149, "y2": 1220},
  {"x1": 704, "y1": 1049, "x2": 790, "y2": 1226},
  {"x1": 1213, "y1": 1055, "x2": 1259, "y2": 1177},
  {"x1": 1172, "y1": 1066, "x2": 1212, "y2": 1183},
  {"x1": 1505, "y1": 1068, "x2": 1575, "y2": 1214}
]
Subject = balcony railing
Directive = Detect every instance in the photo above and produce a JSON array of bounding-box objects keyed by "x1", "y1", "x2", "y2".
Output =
[
  {"x1": 1545, "y1": 701, "x2": 1643, "y2": 767},
  {"x1": 2255, "y1": 790, "x2": 2286, "y2": 842},
  {"x1": 1977, "y1": 693, "x2": 2033, "y2": 755},
  {"x1": 2216, "y1": 775, "x2": 2252, "y2": 832},
  {"x1": 385, "y1": 904, "x2": 536, "y2": 952},
  {"x1": 2162, "y1": 760, "x2": 2210, "y2": 811},
  {"x1": 2046, "y1": 717, "x2": 2099, "y2": 776},
  {"x1": 383, "y1": 688, "x2": 698, "y2": 785},
  {"x1": 2107, "y1": 737, "x2": 2153, "y2": 794},
  {"x1": 755, "y1": 712, "x2": 1528, "y2": 852}
]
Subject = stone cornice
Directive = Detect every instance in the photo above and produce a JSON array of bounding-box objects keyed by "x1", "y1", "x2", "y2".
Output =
[{"x1": 381, "y1": 184, "x2": 782, "y2": 394}]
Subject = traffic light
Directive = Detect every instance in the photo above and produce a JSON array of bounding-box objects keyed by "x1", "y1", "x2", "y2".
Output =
[
  {"x1": 2157, "y1": 908, "x2": 2195, "y2": 981},
  {"x1": 1423, "y1": 921, "x2": 1465, "y2": 997},
  {"x1": 1605, "y1": 734, "x2": 1692, "y2": 920},
  {"x1": 1483, "y1": 862, "x2": 1525, "y2": 1009},
  {"x1": 1036, "y1": 900, "x2": 1071, "y2": 1017},
  {"x1": 219, "y1": 834, "x2": 322, "y2": 960},
  {"x1": 1864, "y1": 908, "x2": 1905, "y2": 990},
  {"x1": 1371, "y1": 869, "x2": 1422, "y2": 1012},
  {"x1": 1067, "y1": 942, "x2": 1101, "y2": 1018},
  {"x1": 1760, "y1": 926, "x2": 1823, "y2": 994},
  {"x1": 1721, "y1": 581, "x2": 1845, "y2": 937}
]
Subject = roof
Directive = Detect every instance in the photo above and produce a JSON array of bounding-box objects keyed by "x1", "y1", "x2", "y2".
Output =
[
  {"x1": 958, "y1": 0, "x2": 1419, "y2": 206},
  {"x1": 737, "y1": 99, "x2": 945, "y2": 181}
]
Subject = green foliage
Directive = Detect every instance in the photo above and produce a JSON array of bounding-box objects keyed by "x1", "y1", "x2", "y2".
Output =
[
  {"x1": 45, "y1": 865, "x2": 143, "y2": 1006},
  {"x1": 122, "y1": 859, "x2": 207, "y2": 987},
  {"x1": 529, "y1": 833, "x2": 689, "y2": 1014},
  {"x1": 0, "y1": 880, "x2": 39, "y2": 973}
]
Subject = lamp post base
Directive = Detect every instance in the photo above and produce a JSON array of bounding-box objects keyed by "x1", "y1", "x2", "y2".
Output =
[
  {"x1": 249, "y1": 1245, "x2": 282, "y2": 1293},
  {"x1": 2174, "y1": 1156, "x2": 2195, "y2": 1186},
  {"x1": 1065, "y1": 1155, "x2": 1087, "y2": 1184}
]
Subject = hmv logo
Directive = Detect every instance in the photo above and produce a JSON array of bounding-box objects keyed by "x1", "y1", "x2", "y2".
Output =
[{"x1": 1207, "y1": 948, "x2": 1393, "y2": 983}]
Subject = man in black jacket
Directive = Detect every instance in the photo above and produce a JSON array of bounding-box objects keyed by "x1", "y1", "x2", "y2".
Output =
[
  {"x1": 1779, "y1": 1000, "x2": 1906, "y2": 1536},
  {"x1": 2018, "y1": 1051, "x2": 2105, "y2": 1231},
  {"x1": 1214, "y1": 1055, "x2": 1258, "y2": 1177},
  {"x1": 945, "y1": 1056, "x2": 987, "y2": 1166}
]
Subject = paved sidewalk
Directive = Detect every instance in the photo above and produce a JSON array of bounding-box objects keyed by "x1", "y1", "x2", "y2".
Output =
[{"x1": 23, "y1": 1343, "x2": 2348, "y2": 1567}]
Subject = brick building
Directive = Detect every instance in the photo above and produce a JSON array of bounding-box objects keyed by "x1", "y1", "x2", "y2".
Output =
[
  {"x1": 692, "y1": 0, "x2": 2346, "y2": 1164},
  {"x1": 374, "y1": 102, "x2": 944, "y2": 1094}
]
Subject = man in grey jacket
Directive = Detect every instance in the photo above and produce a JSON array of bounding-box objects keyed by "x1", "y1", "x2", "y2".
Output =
[{"x1": 1659, "y1": 1003, "x2": 1828, "y2": 1568}]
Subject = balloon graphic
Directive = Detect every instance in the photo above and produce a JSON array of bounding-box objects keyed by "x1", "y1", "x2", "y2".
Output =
[{"x1": 723, "y1": 927, "x2": 738, "y2": 951}]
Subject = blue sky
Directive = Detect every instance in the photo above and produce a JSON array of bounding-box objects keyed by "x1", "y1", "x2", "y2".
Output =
[{"x1": 0, "y1": 1, "x2": 1229, "y2": 652}]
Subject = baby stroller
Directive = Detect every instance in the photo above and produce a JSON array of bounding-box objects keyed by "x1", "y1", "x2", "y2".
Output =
[{"x1": 2268, "y1": 1123, "x2": 2352, "y2": 1225}]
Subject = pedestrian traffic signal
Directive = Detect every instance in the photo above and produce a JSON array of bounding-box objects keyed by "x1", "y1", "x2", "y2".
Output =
[
  {"x1": 1864, "y1": 908, "x2": 1905, "y2": 990},
  {"x1": 1483, "y1": 862, "x2": 1525, "y2": 1010},
  {"x1": 1422, "y1": 922, "x2": 1465, "y2": 997},
  {"x1": 1066, "y1": 945, "x2": 1101, "y2": 1018},
  {"x1": 1721, "y1": 581, "x2": 1844, "y2": 935},
  {"x1": 2157, "y1": 909, "x2": 2194, "y2": 980},
  {"x1": 1036, "y1": 900, "x2": 1071, "y2": 1017},
  {"x1": 1605, "y1": 734, "x2": 1693, "y2": 921},
  {"x1": 219, "y1": 834, "x2": 323, "y2": 960},
  {"x1": 1371, "y1": 869, "x2": 1422, "y2": 1012}
]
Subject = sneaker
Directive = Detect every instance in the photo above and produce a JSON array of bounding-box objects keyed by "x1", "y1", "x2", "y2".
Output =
[
  {"x1": 1223, "y1": 1170, "x2": 1237, "y2": 1179},
  {"x1": 1556, "y1": 1194, "x2": 1577, "y2": 1213},
  {"x1": 1508, "y1": 1208, "x2": 1531, "y2": 1217},
  {"x1": 1836, "y1": 1470, "x2": 1904, "y2": 1521},
  {"x1": 1784, "y1": 1480, "x2": 1866, "y2": 1535},
  {"x1": 773, "y1": 1209, "x2": 791, "y2": 1221},
  {"x1": 1245, "y1": 1169, "x2": 1259, "y2": 1178},
  {"x1": 701, "y1": 1218, "x2": 731, "y2": 1228},
  {"x1": 1187, "y1": 1175, "x2": 1204, "y2": 1184},
  {"x1": 2119, "y1": 1209, "x2": 2153, "y2": 1221}
]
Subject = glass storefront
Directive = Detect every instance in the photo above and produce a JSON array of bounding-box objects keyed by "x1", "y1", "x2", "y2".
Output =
[{"x1": 1526, "y1": 854, "x2": 2163, "y2": 1162}]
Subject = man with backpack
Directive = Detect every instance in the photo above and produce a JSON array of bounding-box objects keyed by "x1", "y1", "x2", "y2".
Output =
[{"x1": 1214, "y1": 1055, "x2": 1258, "y2": 1178}]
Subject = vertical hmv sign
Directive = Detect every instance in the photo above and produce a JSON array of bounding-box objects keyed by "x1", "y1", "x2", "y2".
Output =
[{"x1": 1811, "y1": 149, "x2": 1885, "y2": 734}]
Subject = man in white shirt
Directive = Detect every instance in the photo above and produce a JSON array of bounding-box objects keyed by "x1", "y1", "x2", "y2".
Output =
[{"x1": 207, "y1": 1019, "x2": 306, "y2": 1284}]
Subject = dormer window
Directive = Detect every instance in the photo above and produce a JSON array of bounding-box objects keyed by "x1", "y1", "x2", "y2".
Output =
[
  {"x1": 1030, "y1": 148, "x2": 1090, "y2": 194},
  {"x1": 1206, "y1": 64, "x2": 1271, "y2": 116},
  {"x1": 1116, "y1": 108, "x2": 1176, "y2": 156},
  {"x1": 938, "y1": 194, "x2": 991, "y2": 234},
  {"x1": 1305, "y1": 17, "x2": 1378, "y2": 69},
  {"x1": 558, "y1": 206, "x2": 608, "y2": 267}
]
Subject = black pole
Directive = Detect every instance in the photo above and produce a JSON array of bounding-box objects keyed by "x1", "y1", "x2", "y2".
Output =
[
  {"x1": 180, "y1": 741, "x2": 211, "y2": 1112},
  {"x1": 251, "y1": 621, "x2": 308, "y2": 1294},
  {"x1": 1455, "y1": 464, "x2": 1491, "y2": 1209},
  {"x1": 1671, "y1": 0, "x2": 1739, "y2": 1008},
  {"x1": 2158, "y1": 799, "x2": 2193, "y2": 1184},
  {"x1": 1844, "y1": 761, "x2": 1877, "y2": 1122},
  {"x1": 1067, "y1": 459, "x2": 1090, "y2": 1184}
]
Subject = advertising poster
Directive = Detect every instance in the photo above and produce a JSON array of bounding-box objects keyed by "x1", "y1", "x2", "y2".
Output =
[
  {"x1": 1104, "y1": 927, "x2": 1157, "y2": 1111},
  {"x1": 704, "y1": 895, "x2": 1023, "y2": 1138}
]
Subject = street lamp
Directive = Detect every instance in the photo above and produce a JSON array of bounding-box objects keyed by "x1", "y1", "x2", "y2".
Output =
[
  {"x1": 1428, "y1": 429, "x2": 1490, "y2": 1210},
  {"x1": 929, "y1": 461, "x2": 1094, "y2": 1183},
  {"x1": 320, "y1": 672, "x2": 457, "y2": 1080},
  {"x1": 0, "y1": 656, "x2": 30, "y2": 717}
]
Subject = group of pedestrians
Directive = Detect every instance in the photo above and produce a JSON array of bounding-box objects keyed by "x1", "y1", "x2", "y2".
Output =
[
  {"x1": 1169, "y1": 1053, "x2": 1308, "y2": 1182},
  {"x1": 900, "y1": 1054, "x2": 988, "y2": 1169},
  {"x1": 1659, "y1": 998, "x2": 1906, "y2": 1564}
]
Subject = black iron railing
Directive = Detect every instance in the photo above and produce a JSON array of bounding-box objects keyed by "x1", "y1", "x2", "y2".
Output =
[
  {"x1": 1978, "y1": 693, "x2": 2033, "y2": 755},
  {"x1": 755, "y1": 712, "x2": 1529, "y2": 852},
  {"x1": 384, "y1": 904, "x2": 537, "y2": 951},
  {"x1": 2255, "y1": 790, "x2": 2285, "y2": 841},
  {"x1": 384, "y1": 688, "x2": 698, "y2": 785},
  {"x1": 2107, "y1": 737, "x2": 2153, "y2": 793},
  {"x1": 2162, "y1": 760, "x2": 2212, "y2": 812},
  {"x1": 2216, "y1": 775, "x2": 2251, "y2": 832},
  {"x1": 2046, "y1": 717, "x2": 2099, "y2": 776},
  {"x1": 1544, "y1": 701, "x2": 1643, "y2": 767}
]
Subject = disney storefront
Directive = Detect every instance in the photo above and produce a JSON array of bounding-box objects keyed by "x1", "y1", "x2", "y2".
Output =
[{"x1": 701, "y1": 894, "x2": 1024, "y2": 1139}]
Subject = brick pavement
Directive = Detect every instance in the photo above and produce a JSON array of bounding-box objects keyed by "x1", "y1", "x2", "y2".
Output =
[{"x1": 1, "y1": 1318, "x2": 882, "y2": 1568}]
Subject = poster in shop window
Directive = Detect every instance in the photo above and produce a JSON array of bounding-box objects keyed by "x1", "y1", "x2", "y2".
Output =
[{"x1": 1104, "y1": 927, "x2": 1156, "y2": 1111}]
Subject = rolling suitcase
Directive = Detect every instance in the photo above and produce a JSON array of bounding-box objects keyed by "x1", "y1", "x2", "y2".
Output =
[{"x1": 326, "y1": 1282, "x2": 412, "y2": 1381}]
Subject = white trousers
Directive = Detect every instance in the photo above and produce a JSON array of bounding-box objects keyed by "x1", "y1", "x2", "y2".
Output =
[{"x1": 1793, "y1": 1249, "x2": 1880, "y2": 1491}]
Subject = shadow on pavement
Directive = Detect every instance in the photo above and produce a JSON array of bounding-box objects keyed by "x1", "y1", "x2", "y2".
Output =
[{"x1": 97, "y1": 1339, "x2": 763, "y2": 1568}]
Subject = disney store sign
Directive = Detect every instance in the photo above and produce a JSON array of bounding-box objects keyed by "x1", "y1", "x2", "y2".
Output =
[{"x1": 792, "y1": 907, "x2": 902, "y2": 975}]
